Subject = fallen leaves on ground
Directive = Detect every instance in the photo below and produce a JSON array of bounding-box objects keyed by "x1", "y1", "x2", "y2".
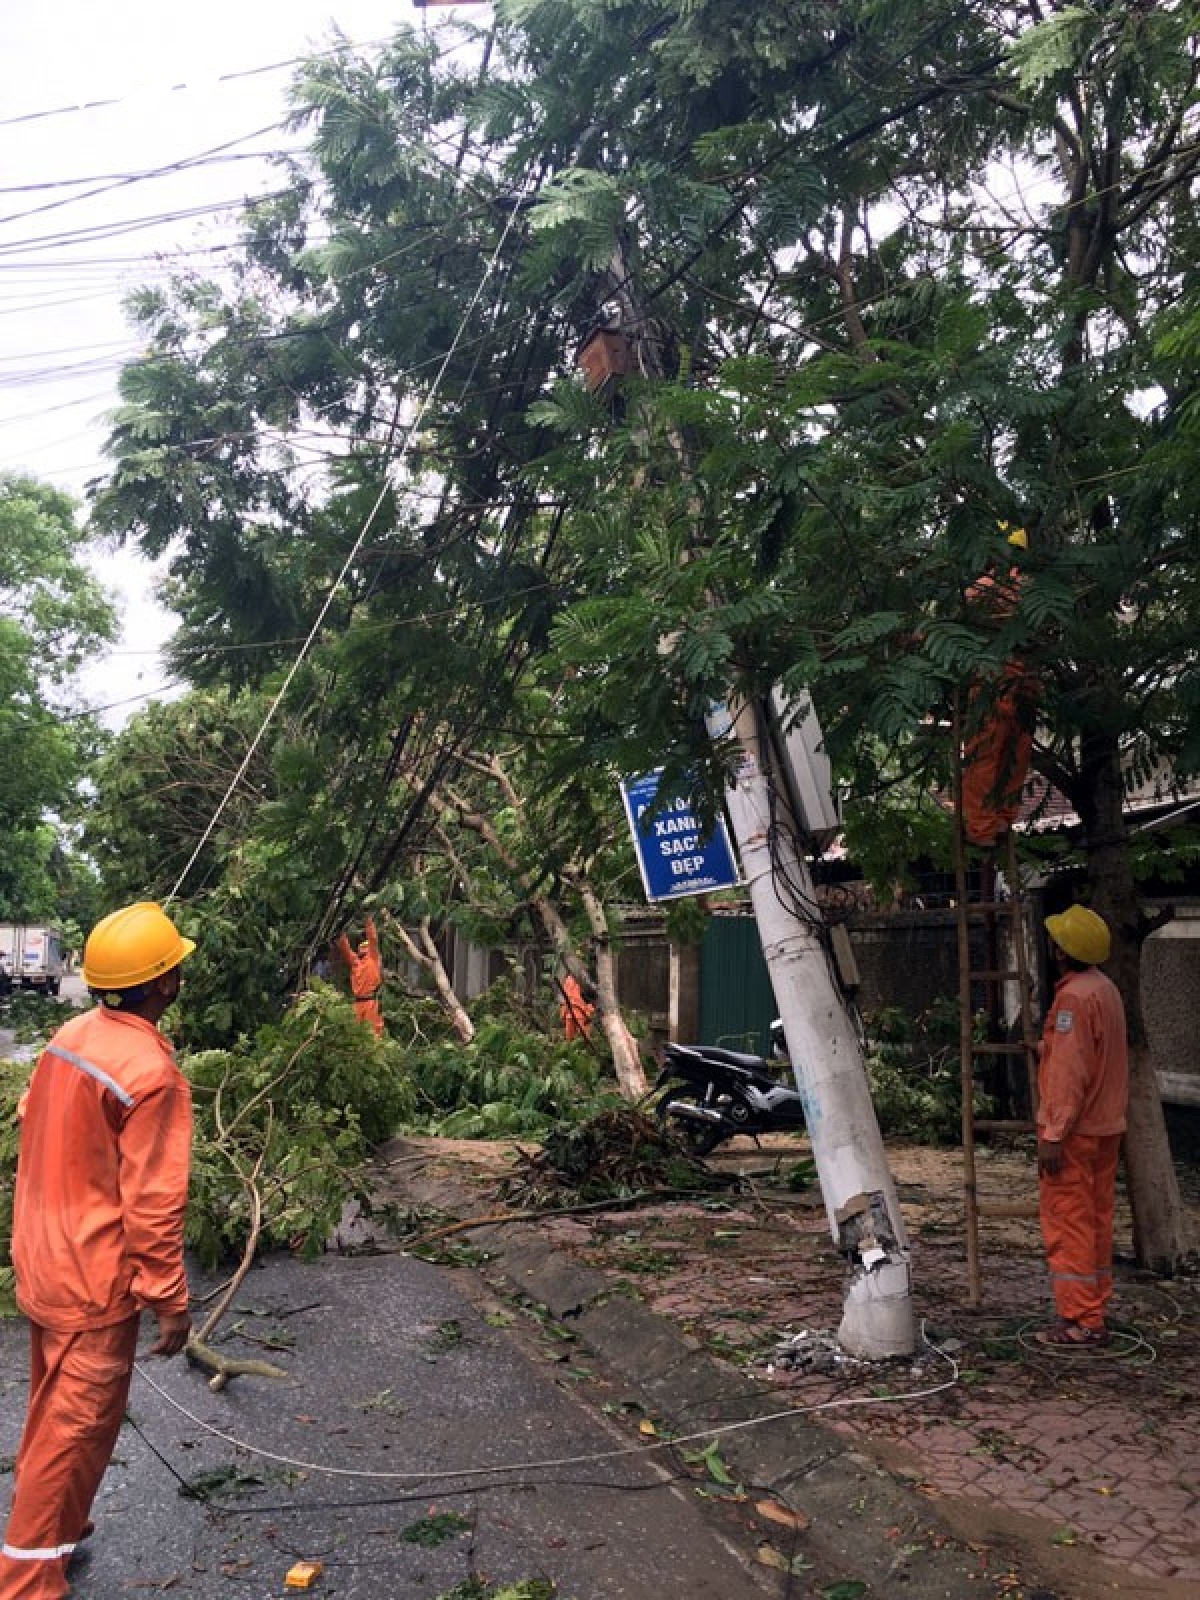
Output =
[{"x1": 755, "y1": 1498, "x2": 810, "y2": 1531}]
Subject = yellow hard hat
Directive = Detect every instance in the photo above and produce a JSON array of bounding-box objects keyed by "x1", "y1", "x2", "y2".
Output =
[
  {"x1": 1000, "y1": 523, "x2": 1028, "y2": 550},
  {"x1": 1045, "y1": 904, "x2": 1110, "y2": 965},
  {"x1": 82, "y1": 902, "x2": 196, "y2": 990}
]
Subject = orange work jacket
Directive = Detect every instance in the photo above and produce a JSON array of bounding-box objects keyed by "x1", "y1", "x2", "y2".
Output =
[
  {"x1": 1037, "y1": 967, "x2": 1129, "y2": 1144},
  {"x1": 960, "y1": 565, "x2": 1039, "y2": 842},
  {"x1": 338, "y1": 919, "x2": 382, "y2": 1001},
  {"x1": 12, "y1": 1006, "x2": 193, "y2": 1330},
  {"x1": 560, "y1": 975, "x2": 595, "y2": 1041}
]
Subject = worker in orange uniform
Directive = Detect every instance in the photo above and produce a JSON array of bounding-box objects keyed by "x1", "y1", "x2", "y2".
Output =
[
  {"x1": 0, "y1": 902, "x2": 195, "y2": 1599},
  {"x1": 337, "y1": 915, "x2": 384, "y2": 1037},
  {"x1": 960, "y1": 526, "x2": 1037, "y2": 847},
  {"x1": 559, "y1": 973, "x2": 595, "y2": 1041},
  {"x1": 1033, "y1": 904, "x2": 1129, "y2": 1349}
]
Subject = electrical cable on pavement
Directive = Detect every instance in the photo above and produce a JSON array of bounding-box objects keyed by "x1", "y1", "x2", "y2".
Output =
[
  {"x1": 132, "y1": 1321, "x2": 960, "y2": 1488},
  {"x1": 120, "y1": 1411, "x2": 196, "y2": 1495},
  {"x1": 181, "y1": 1471, "x2": 691, "y2": 1523},
  {"x1": 1013, "y1": 1319, "x2": 1153, "y2": 1363}
]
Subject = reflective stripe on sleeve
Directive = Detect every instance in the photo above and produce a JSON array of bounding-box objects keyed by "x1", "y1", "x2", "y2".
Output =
[
  {"x1": 45, "y1": 1042, "x2": 134, "y2": 1107},
  {"x1": 2, "y1": 1540, "x2": 77, "y2": 1560}
]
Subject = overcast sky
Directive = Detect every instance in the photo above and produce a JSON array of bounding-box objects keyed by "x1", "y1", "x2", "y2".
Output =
[{"x1": 0, "y1": 2, "x2": 464, "y2": 726}]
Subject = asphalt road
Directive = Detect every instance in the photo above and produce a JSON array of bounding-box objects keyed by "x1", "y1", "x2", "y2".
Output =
[
  {"x1": 57, "y1": 973, "x2": 88, "y2": 1006},
  {"x1": 0, "y1": 975, "x2": 87, "y2": 1063},
  {"x1": 0, "y1": 1249, "x2": 778, "y2": 1599}
]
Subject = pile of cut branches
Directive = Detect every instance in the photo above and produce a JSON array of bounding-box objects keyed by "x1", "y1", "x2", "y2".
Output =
[{"x1": 498, "y1": 1108, "x2": 738, "y2": 1209}]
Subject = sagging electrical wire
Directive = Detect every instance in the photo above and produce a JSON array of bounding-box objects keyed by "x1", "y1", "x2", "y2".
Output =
[
  {"x1": 0, "y1": 190, "x2": 301, "y2": 259},
  {"x1": 163, "y1": 167, "x2": 535, "y2": 908}
]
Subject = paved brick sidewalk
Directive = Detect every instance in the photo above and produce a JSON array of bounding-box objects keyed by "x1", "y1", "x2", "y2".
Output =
[
  {"x1": 425, "y1": 1136, "x2": 1199, "y2": 1598},
  {"x1": 547, "y1": 1145, "x2": 1200, "y2": 1593}
]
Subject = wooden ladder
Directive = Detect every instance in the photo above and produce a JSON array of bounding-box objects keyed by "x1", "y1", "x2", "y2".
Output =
[{"x1": 952, "y1": 820, "x2": 1041, "y2": 1307}]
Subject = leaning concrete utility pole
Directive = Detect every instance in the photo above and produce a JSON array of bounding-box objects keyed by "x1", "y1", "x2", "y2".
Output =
[
  {"x1": 707, "y1": 700, "x2": 914, "y2": 1358},
  {"x1": 586, "y1": 241, "x2": 914, "y2": 1356}
]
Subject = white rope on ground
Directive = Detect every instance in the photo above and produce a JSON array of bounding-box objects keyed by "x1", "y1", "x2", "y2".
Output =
[
  {"x1": 1013, "y1": 1318, "x2": 1155, "y2": 1362},
  {"x1": 133, "y1": 1325, "x2": 959, "y2": 1485},
  {"x1": 164, "y1": 185, "x2": 532, "y2": 906}
]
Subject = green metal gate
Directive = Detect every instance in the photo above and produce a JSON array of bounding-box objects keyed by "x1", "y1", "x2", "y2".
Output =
[{"x1": 700, "y1": 914, "x2": 777, "y2": 1054}]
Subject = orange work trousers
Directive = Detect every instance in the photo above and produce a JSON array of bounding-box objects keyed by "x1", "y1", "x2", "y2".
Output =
[
  {"x1": 961, "y1": 671, "x2": 1035, "y2": 847},
  {"x1": 353, "y1": 997, "x2": 384, "y2": 1038},
  {"x1": 0, "y1": 1318, "x2": 138, "y2": 1599},
  {"x1": 1038, "y1": 1132, "x2": 1122, "y2": 1331}
]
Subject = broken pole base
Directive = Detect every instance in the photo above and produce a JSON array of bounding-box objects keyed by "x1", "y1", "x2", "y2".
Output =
[{"x1": 836, "y1": 1254, "x2": 915, "y2": 1359}]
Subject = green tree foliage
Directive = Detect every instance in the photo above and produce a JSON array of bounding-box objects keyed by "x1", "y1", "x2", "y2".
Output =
[
  {"x1": 89, "y1": 6, "x2": 1200, "y2": 847},
  {"x1": 83, "y1": 689, "x2": 385, "y2": 1045},
  {"x1": 0, "y1": 474, "x2": 114, "y2": 918},
  {"x1": 90, "y1": 4, "x2": 1198, "y2": 1259}
]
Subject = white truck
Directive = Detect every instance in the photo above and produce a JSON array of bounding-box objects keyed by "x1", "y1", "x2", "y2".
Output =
[{"x1": 0, "y1": 925, "x2": 66, "y2": 997}]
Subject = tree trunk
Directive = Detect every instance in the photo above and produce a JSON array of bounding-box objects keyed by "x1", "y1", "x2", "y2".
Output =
[
  {"x1": 393, "y1": 917, "x2": 476, "y2": 1044},
  {"x1": 1076, "y1": 739, "x2": 1192, "y2": 1272},
  {"x1": 433, "y1": 770, "x2": 647, "y2": 1099},
  {"x1": 567, "y1": 872, "x2": 647, "y2": 1100}
]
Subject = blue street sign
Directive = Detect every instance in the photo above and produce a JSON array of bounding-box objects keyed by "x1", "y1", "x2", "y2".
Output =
[{"x1": 620, "y1": 770, "x2": 741, "y2": 902}]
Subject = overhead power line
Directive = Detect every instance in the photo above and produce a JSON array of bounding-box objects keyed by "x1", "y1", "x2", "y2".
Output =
[
  {"x1": 0, "y1": 190, "x2": 293, "y2": 257},
  {"x1": 0, "y1": 337, "x2": 137, "y2": 365},
  {"x1": 0, "y1": 123, "x2": 295, "y2": 229},
  {"x1": 0, "y1": 234, "x2": 320, "y2": 275},
  {"x1": 0, "y1": 36, "x2": 398, "y2": 129},
  {"x1": 0, "y1": 149, "x2": 300, "y2": 198}
]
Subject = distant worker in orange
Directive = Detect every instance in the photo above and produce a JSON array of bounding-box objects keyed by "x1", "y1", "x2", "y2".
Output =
[
  {"x1": 1033, "y1": 905, "x2": 1129, "y2": 1349},
  {"x1": 960, "y1": 526, "x2": 1038, "y2": 848},
  {"x1": 0, "y1": 902, "x2": 195, "y2": 1600},
  {"x1": 559, "y1": 973, "x2": 596, "y2": 1042},
  {"x1": 338, "y1": 915, "x2": 384, "y2": 1037}
]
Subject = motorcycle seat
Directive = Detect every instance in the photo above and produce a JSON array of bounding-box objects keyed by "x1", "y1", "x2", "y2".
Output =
[{"x1": 667, "y1": 1043, "x2": 768, "y2": 1071}]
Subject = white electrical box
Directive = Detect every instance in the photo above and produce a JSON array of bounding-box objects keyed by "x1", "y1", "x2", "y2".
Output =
[{"x1": 769, "y1": 687, "x2": 841, "y2": 841}]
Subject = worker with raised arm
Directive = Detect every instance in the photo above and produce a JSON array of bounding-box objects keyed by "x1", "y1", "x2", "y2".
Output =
[
  {"x1": 559, "y1": 972, "x2": 596, "y2": 1042},
  {"x1": 960, "y1": 525, "x2": 1038, "y2": 847},
  {"x1": 338, "y1": 915, "x2": 384, "y2": 1037},
  {"x1": 1033, "y1": 904, "x2": 1129, "y2": 1349},
  {"x1": 0, "y1": 902, "x2": 195, "y2": 1599}
]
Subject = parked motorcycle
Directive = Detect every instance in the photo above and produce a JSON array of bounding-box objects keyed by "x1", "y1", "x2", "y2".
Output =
[{"x1": 654, "y1": 1022, "x2": 807, "y2": 1156}]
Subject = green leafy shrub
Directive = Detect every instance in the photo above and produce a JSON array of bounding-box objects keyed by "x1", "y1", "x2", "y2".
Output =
[
  {"x1": 184, "y1": 984, "x2": 417, "y2": 1266},
  {"x1": 1, "y1": 987, "x2": 416, "y2": 1296},
  {"x1": 0, "y1": 991, "x2": 85, "y2": 1043},
  {"x1": 402, "y1": 1014, "x2": 619, "y2": 1140}
]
